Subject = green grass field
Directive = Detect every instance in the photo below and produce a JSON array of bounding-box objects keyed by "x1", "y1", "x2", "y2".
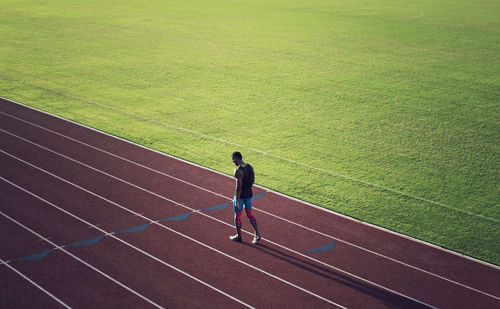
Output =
[{"x1": 1, "y1": 0, "x2": 499, "y2": 265}]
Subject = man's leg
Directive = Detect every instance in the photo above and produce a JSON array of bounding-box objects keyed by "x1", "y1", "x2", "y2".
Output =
[
  {"x1": 243, "y1": 198, "x2": 261, "y2": 243},
  {"x1": 230, "y1": 197, "x2": 243, "y2": 241}
]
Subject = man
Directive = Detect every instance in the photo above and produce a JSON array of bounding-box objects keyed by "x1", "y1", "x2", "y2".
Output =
[{"x1": 229, "y1": 151, "x2": 261, "y2": 244}]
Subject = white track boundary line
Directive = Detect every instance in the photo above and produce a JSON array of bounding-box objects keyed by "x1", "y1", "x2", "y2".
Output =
[
  {"x1": 0, "y1": 139, "x2": 435, "y2": 307},
  {"x1": 0, "y1": 110, "x2": 499, "y2": 298},
  {"x1": 0, "y1": 177, "x2": 256, "y2": 309},
  {"x1": 0, "y1": 168, "x2": 343, "y2": 308},
  {"x1": 0, "y1": 209, "x2": 165, "y2": 309},
  {"x1": 1, "y1": 96, "x2": 498, "y2": 270},
  {"x1": 0, "y1": 93, "x2": 493, "y2": 224},
  {"x1": 0, "y1": 257, "x2": 72, "y2": 309}
]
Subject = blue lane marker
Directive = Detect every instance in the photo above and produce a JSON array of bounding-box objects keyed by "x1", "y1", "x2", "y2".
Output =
[
  {"x1": 117, "y1": 223, "x2": 151, "y2": 233},
  {"x1": 203, "y1": 201, "x2": 231, "y2": 211},
  {"x1": 306, "y1": 241, "x2": 336, "y2": 253},
  {"x1": 10, "y1": 194, "x2": 267, "y2": 263},
  {"x1": 67, "y1": 235, "x2": 104, "y2": 247},
  {"x1": 253, "y1": 192, "x2": 267, "y2": 200},
  {"x1": 11, "y1": 249, "x2": 56, "y2": 262},
  {"x1": 160, "y1": 212, "x2": 192, "y2": 222}
]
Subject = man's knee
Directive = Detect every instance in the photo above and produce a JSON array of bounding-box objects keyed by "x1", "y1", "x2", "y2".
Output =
[
  {"x1": 235, "y1": 212, "x2": 242, "y2": 228},
  {"x1": 244, "y1": 209, "x2": 257, "y2": 225},
  {"x1": 244, "y1": 208, "x2": 253, "y2": 217}
]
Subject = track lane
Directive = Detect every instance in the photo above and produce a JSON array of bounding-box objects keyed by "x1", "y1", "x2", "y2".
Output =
[
  {"x1": 0, "y1": 218, "x2": 71, "y2": 309},
  {"x1": 0, "y1": 149, "x2": 415, "y2": 308},
  {"x1": 1, "y1": 98, "x2": 496, "y2": 297},
  {"x1": 1, "y1": 97, "x2": 499, "y2": 308},
  {"x1": 0, "y1": 127, "x2": 433, "y2": 307},
  {"x1": 0, "y1": 177, "x2": 257, "y2": 308},
  {"x1": 0, "y1": 150, "x2": 343, "y2": 308},
  {"x1": 0, "y1": 125, "x2": 437, "y2": 308},
  {"x1": 0, "y1": 114, "x2": 497, "y2": 308},
  {"x1": 0, "y1": 259, "x2": 71, "y2": 309},
  {"x1": 0, "y1": 208, "x2": 162, "y2": 309}
]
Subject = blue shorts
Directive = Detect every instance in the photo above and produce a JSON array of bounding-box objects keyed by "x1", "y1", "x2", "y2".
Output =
[
  {"x1": 233, "y1": 196, "x2": 256, "y2": 228},
  {"x1": 233, "y1": 196, "x2": 252, "y2": 213}
]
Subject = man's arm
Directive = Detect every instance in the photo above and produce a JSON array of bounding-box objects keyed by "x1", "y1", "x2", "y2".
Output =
[
  {"x1": 234, "y1": 169, "x2": 243, "y2": 199},
  {"x1": 234, "y1": 169, "x2": 243, "y2": 209}
]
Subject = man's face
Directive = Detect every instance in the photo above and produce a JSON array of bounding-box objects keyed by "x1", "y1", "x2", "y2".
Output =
[{"x1": 232, "y1": 156, "x2": 240, "y2": 166}]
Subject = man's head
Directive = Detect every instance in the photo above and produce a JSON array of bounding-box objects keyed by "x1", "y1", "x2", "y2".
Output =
[{"x1": 232, "y1": 151, "x2": 243, "y2": 166}]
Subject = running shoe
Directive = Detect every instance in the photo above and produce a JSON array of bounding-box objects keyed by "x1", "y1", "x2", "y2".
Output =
[
  {"x1": 252, "y1": 235, "x2": 261, "y2": 244},
  {"x1": 229, "y1": 235, "x2": 242, "y2": 242}
]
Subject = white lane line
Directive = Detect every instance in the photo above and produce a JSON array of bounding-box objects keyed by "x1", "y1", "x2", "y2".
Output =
[
  {"x1": 0, "y1": 113, "x2": 498, "y2": 298},
  {"x1": 0, "y1": 145, "x2": 433, "y2": 308},
  {"x1": 0, "y1": 153, "x2": 345, "y2": 308},
  {"x1": 2, "y1": 100, "x2": 498, "y2": 270},
  {"x1": 0, "y1": 110, "x2": 228, "y2": 199},
  {"x1": 0, "y1": 177, "x2": 256, "y2": 309},
  {"x1": 0, "y1": 257, "x2": 72, "y2": 309},
  {"x1": 0, "y1": 209, "x2": 165, "y2": 309},
  {"x1": 253, "y1": 208, "x2": 500, "y2": 300},
  {"x1": 0, "y1": 94, "x2": 484, "y2": 224}
]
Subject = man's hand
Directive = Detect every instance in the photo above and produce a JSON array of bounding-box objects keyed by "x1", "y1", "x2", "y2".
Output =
[{"x1": 234, "y1": 200, "x2": 241, "y2": 212}]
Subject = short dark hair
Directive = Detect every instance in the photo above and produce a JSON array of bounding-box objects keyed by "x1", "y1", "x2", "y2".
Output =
[{"x1": 232, "y1": 151, "x2": 242, "y2": 160}]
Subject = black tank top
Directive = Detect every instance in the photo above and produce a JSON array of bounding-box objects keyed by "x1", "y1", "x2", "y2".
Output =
[{"x1": 238, "y1": 164, "x2": 254, "y2": 199}]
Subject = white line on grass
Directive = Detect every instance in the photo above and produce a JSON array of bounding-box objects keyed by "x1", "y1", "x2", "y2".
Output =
[
  {"x1": 0, "y1": 140, "x2": 437, "y2": 307},
  {"x1": 0, "y1": 209, "x2": 165, "y2": 309},
  {"x1": 0, "y1": 91, "x2": 491, "y2": 224},
  {"x1": 0, "y1": 172, "x2": 343, "y2": 308},
  {"x1": 0, "y1": 257, "x2": 72, "y2": 309}
]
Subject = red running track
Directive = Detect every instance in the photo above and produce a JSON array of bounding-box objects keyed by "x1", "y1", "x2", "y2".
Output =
[{"x1": 0, "y1": 97, "x2": 499, "y2": 309}]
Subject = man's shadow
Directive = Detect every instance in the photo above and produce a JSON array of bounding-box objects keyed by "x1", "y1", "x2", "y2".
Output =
[{"x1": 242, "y1": 241, "x2": 430, "y2": 309}]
